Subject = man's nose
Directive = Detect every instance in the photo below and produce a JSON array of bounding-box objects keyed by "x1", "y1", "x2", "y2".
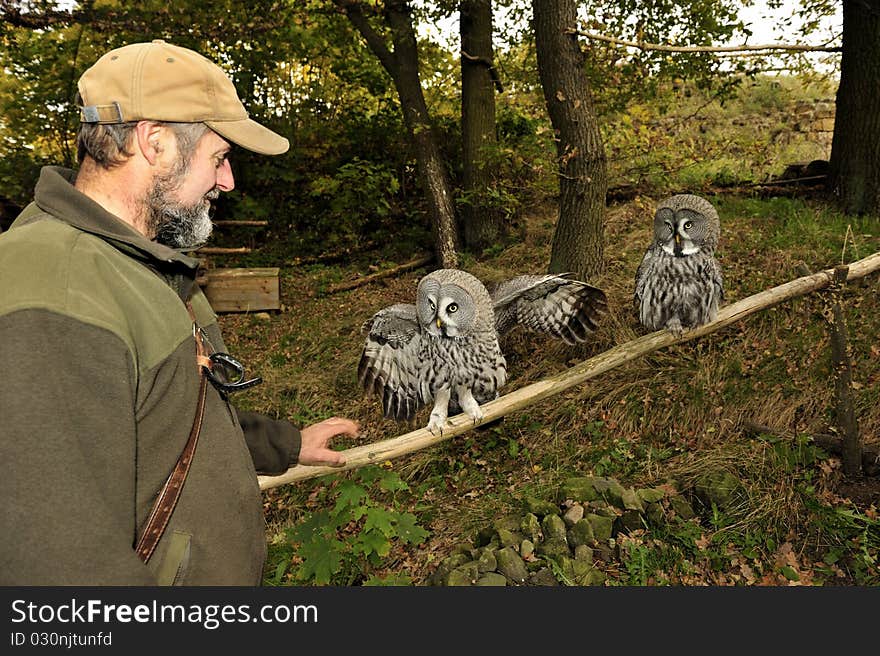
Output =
[{"x1": 216, "y1": 158, "x2": 234, "y2": 192}]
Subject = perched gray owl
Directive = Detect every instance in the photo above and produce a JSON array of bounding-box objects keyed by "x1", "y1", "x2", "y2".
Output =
[
  {"x1": 358, "y1": 268, "x2": 607, "y2": 434},
  {"x1": 634, "y1": 194, "x2": 724, "y2": 335}
]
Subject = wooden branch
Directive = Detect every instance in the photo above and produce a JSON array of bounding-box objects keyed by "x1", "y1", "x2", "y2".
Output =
[
  {"x1": 212, "y1": 221, "x2": 269, "y2": 227},
  {"x1": 826, "y1": 265, "x2": 862, "y2": 476},
  {"x1": 461, "y1": 50, "x2": 504, "y2": 93},
  {"x1": 194, "y1": 247, "x2": 253, "y2": 255},
  {"x1": 258, "y1": 251, "x2": 880, "y2": 490},
  {"x1": 569, "y1": 29, "x2": 842, "y2": 54},
  {"x1": 324, "y1": 255, "x2": 434, "y2": 294}
]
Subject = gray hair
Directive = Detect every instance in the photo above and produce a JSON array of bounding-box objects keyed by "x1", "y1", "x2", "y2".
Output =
[{"x1": 76, "y1": 112, "x2": 210, "y2": 169}]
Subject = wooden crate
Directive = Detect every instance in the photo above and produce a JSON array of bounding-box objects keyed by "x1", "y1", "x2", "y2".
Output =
[{"x1": 199, "y1": 267, "x2": 280, "y2": 313}]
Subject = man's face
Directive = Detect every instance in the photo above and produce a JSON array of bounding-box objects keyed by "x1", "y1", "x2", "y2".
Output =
[{"x1": 150, "y1": 129, "x2": 234, "y2": 249}]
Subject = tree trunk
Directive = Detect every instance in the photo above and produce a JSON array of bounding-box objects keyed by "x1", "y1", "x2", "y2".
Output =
[
  {"x1": 828, "y1": 0, "x2": 880, "y2": 216},
  {"x1": 532, "y1": 0, "x2": 607, "y2": 280},
  {"x1": 460, "y1": 0, "x2": 503, "y2": 253},
  {"x1": 335, "y1": 0, "x2": 459, "y2": 268}
]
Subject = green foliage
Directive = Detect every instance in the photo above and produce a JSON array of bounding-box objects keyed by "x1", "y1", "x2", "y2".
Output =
[
  {"x1": 271, "y1": 466, "x2": 429, "y2": 586},
  {"x1": 306, "y1": 157, "x2": 401, "y2": 250}
]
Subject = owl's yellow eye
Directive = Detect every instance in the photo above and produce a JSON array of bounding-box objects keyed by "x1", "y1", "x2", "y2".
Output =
[
  {"x1": 429, "y1": 301, "x2": 436, "y2": 312},
  {"x1": 447, "y1": 303, "x2": 458, "y2": 313},
  {"x1": 684, "y1": 221, "x2": 693, "y2": 230}
]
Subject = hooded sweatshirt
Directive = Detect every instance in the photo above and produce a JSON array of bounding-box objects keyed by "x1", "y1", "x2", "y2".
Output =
[{"x1": 0, "y1": 166, "x2": 300, "y2": 585}]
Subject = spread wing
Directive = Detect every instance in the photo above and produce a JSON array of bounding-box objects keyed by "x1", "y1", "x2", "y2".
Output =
[
  {"x1": 357, "y1": 304, "x2": 426, "y2": 421},
  {"x1": 491, "y1": 274, "x2": 608, "y2": 345}
]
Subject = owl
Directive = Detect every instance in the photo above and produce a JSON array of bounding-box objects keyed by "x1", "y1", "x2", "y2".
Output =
[
  {"x1": 634, "y1": 194, "x2": 724, "y2": 335},
  {"x1": 358, "y1": 268, "x2": 607, "y2": 434}
]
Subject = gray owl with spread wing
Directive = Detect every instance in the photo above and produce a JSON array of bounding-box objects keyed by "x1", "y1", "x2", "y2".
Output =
[
  {"x1": 634, "y1": 194, "x2": 724, "y2": 335},
  {"x1": 358, "y1": 268, "x2": 607, "y2": 434}
]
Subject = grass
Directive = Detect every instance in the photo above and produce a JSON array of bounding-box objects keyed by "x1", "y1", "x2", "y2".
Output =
[{"x1": 211, "y1": 74, "x2": 880, "y2": 586}]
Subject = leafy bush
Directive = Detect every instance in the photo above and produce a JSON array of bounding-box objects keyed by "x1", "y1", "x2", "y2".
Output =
[{"x1": 268, "y1": 466, "x2": 429, "y2": 586}]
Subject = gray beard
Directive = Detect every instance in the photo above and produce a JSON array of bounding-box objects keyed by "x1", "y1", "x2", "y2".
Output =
[{"x1": 148, "y1": 169, "x2": 217, "y2": 250}]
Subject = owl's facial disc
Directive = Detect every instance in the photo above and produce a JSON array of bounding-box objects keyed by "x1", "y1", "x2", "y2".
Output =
[
  {"x1": 660, "y1": 217, "x2": 701, "y2": 257},
  {"x1": 435, "y1": 296, "x2": 462, "y2": 337}
]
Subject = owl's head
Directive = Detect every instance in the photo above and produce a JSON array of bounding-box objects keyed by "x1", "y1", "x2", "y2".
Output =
[
  {"x1": 416, "y1": 269, "x2": 490, "y2": 338},
  {"x1": 652, "y1": 194, "x2": 720, "y2": 256}
]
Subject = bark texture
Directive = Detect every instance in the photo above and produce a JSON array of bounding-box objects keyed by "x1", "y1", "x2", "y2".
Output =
[
  {"x1": 532, "y1": 0, "x2": 607, "y2": 280},
  {"x1": 829, "y1": 0, "x2": 880, "y2": 215}
]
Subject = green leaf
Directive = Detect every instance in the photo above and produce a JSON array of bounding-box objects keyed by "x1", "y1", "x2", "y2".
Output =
[
  {"x1": 363, "y1": 507, "x2": 396, "y2": 537},
  {"x1": 395, "y1": 512, "x2": 430, "y2": 545},
  {"x1": 286, "y1": 510, "x2": 334, "y2": 544},
  {"x1": 378, "y1": 470, "x2": 410, "y2": 493},
  {"x1": 356, "y1": 529, "x2": 392, "y2": 558},
  {"x1": 334, "y1": 481, "x2": 369, "y2": 513},
  {"x1": 296, "y1": 537, "x2": 346, "y2": 585}
]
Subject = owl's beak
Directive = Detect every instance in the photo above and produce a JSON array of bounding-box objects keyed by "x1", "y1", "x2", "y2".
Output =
[
  {"x1": 674, "y1": 232, "x2": 681, "y2": 246},
  {"x1": 436, "y1": 318, "x2": 443, "y2": 329}
]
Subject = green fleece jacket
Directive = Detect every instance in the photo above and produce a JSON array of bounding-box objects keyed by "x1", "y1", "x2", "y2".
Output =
[{"x1": 0, "y1": 166, "x2": 301, "y2": 585}]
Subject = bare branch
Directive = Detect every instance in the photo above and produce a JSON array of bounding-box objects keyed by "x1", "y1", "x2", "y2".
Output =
[{"x1": 461, "y1": 49, "x2": 504, "y2": 92}]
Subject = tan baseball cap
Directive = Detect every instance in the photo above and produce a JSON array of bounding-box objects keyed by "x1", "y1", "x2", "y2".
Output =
[{"x1": 78, "y1": 40, "x2": 289, "y2": 155}]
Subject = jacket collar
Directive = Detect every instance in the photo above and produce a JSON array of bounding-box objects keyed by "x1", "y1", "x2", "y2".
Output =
[{"x1": 31, "y1": 166, "x2": 201, "y2": 299}]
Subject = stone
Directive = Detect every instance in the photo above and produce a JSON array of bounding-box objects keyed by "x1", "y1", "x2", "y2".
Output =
[
  {"x1": 560, "y1": 477, "x2": 601, "y2": 503},
  {"x1": 567, "y1": 518, "x2": 596, "y2": 548},
  {"x1": 587, "y1": 513, "x2": 614, "y2": 542},
  {"x1": 520, "y1": 513, "x2": 542, "y2": 541},
  {"x1": 524, "y1": 496, "x2": 559, "y2": 517},
  {"x1": 497, "y1": 528, "x2": 523, "y2": 548},
  {"x1": 476, "y1": 548, "x2": 497, "y2": 573},
  {"x1": 637, "y1": 487, "x2": 666, "y2": 504},
  {"x1": 495, "y1": 547, "x2": 529, "y2": 584},
  {"x1": 562, "y1": 503, "x2": 585, "y2": 527},
  {"x1": 536, "y1": 538, "x2": 569, "y2": 560},
  {"x1": 669, "y1": 495, "x2": 696, "y2": 520},
  {"x1": 694, "y1": 470, "x2": 743, "y2": 511},
  {"x1": 528, "y1": 568, "x2": 559, "y2": 586},
  {"x1": 541, "y1": 513, "x2": 567, "y2": 542},
  {"x1": 475, "y1": 572, "x2": 507, "y2": 586}
]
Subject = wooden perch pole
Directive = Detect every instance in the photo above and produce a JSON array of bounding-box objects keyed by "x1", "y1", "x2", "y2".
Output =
[{"x1": 259, "y1": 251, "x2": 880, "y2": 490}]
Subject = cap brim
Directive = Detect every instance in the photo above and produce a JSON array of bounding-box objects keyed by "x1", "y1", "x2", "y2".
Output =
[{"x1": 205, "y1": 118, "x2": 289, "y2": 155}]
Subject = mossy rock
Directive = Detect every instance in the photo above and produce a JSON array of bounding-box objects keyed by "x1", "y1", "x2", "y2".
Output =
[
  {"x1": 567, "y1": 518, "x2": 596, "y2": 548},
  {"x1": 475, "y1": 572, "x2": 507, "y2": 586},
  {"x1": 520, "y1": 513, "x2": 542, "y2": 541},
  {"x1": 541, "y1": 513, "x2": 567, "y2": 542},
  {"x1": 694, "y1": 470, "x2": 744, "y2": 511},
  {"x1": 495, "y1": 547, "x2": 529, "y2": 584},
  {"x1": 587, "y1": 513, "x2": 614, "y2": 542},
  {"x1": 524, "y1": 496, "x2": 560, "y2": 516}
]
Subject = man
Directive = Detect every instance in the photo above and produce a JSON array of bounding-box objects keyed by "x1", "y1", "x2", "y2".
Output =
[{"x1": 0, "y1": 40, "x2": 358, "y2": 585}]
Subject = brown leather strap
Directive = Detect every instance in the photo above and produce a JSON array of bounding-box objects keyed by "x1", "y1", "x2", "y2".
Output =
[{"x1": 135, "y1": 301, "x2": 210, "y2": 564}]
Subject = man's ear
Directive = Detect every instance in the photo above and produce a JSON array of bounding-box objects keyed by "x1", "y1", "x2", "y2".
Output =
[{"x1": 134, "y1": 121, "x2": 166, "y2": 165}]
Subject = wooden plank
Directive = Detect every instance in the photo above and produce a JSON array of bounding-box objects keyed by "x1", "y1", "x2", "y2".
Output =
[{"x1": 202, "y1": 267, "x2": 280, "y2": 313}]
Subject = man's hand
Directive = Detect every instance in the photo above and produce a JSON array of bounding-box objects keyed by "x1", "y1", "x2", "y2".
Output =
[{"x1": 298, "y1": 417, "x2": 358, "y2": 466}]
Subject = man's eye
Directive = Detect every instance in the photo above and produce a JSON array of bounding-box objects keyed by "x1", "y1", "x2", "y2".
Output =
[{"x1": 447, "y1": 303, "x2": 458, "y2": 313}]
